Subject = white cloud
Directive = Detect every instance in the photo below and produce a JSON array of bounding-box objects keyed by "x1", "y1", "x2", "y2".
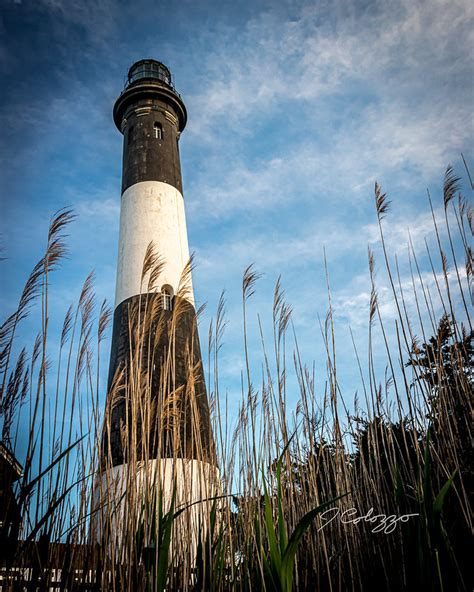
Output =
[
  {"x1": 187, "y1": 0, "x2": 472, "y2": 132},
  {"x1": 185, "y1": 100, "x2": 470, "y2": 221},
  {"x1": 180, "y1": 0, "x2": 472, "y2": 225},
  {"x1": 332, "y1": 261, "x2": 469, "y2": 331},
  {"x1": 193, "y1": 199, "x2": 455, "y2": 289},
  {"x1": 76, "y1": 197, "x2": 120, "y2": 222}
]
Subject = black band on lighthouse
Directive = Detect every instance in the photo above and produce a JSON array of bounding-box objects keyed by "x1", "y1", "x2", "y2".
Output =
[
  {"x1": 114, "y1": 69, "x2": 187, "y2": 195},
  {"x1": 106, "y1": 293, "x2": 214, "y2": 466}
]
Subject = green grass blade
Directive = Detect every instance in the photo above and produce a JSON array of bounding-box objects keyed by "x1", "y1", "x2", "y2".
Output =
[
  {"x1": 433, "y1": 470, "x2": 457, "y2": 517},
  {"x1": 281, "y1": 493, "x2": 349, "y2": 591},
  {"x1": 263, "y1": 478, "x2": 282, "y2": 575}
]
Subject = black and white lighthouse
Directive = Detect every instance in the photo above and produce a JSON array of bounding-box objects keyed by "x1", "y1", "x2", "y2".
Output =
[{"x1": 97, "y1": 60, "x2": 217, "y2": 533}]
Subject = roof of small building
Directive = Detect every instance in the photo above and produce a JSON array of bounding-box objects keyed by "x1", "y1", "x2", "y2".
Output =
[{"x1": 0, "y1": 441, "x2": 23, "y2": 480}]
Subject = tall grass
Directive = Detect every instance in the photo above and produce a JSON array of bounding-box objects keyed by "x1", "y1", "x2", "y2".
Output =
[{"x1": 0, "y1": 166, "x2": 472, "y2": 590}]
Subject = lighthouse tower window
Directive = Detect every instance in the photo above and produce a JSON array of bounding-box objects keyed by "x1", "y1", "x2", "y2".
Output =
[
  {"x1": 154, "y1": 122, "x2": 163, "y2": 140},
  {"x1": 128, "y1": 126, "x2": 134, "y2": 145},
  {"x1": 162, "y1": 286, "x2": 173, "y2": 311}
]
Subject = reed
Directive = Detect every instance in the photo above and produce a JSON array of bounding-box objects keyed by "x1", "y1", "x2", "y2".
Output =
[{"x1": 0, "y1": 166, "x2": 471, "y2": 591}]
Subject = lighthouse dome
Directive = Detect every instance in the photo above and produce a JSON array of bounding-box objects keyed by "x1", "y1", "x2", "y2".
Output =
[{"x1": 126, "y1": 59, "x2": 172, "y2": 87}]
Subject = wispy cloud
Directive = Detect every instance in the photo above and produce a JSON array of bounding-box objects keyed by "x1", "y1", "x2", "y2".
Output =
[
  {"x1": 187, "y1": 0, "x2": 472, "y2": 133},
  {"x1": 181, "y1": 0, "x2": 472, "y2": 223}
]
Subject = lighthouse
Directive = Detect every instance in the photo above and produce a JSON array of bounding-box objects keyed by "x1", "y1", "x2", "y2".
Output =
[{"x1": 96, "y1": 60, "x2": 218, "y2": 545}]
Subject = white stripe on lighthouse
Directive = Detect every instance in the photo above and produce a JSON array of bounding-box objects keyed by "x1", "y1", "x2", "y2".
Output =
[
  {"x1": 115, "y1": 180, "x2": 194, "y2": 308},
  {"x1": 92, "y1": 458, "x2": 221, "y2": 548}
]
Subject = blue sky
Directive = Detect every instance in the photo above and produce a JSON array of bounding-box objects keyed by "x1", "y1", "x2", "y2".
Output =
[{"x1": 1, "y1": 0, "x2": 473, "y2": 437}]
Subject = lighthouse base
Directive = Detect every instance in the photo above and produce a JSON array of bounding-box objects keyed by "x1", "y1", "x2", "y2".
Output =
[{"x1": 90, "y1": 458, "x2": 221, "y2": 558}]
